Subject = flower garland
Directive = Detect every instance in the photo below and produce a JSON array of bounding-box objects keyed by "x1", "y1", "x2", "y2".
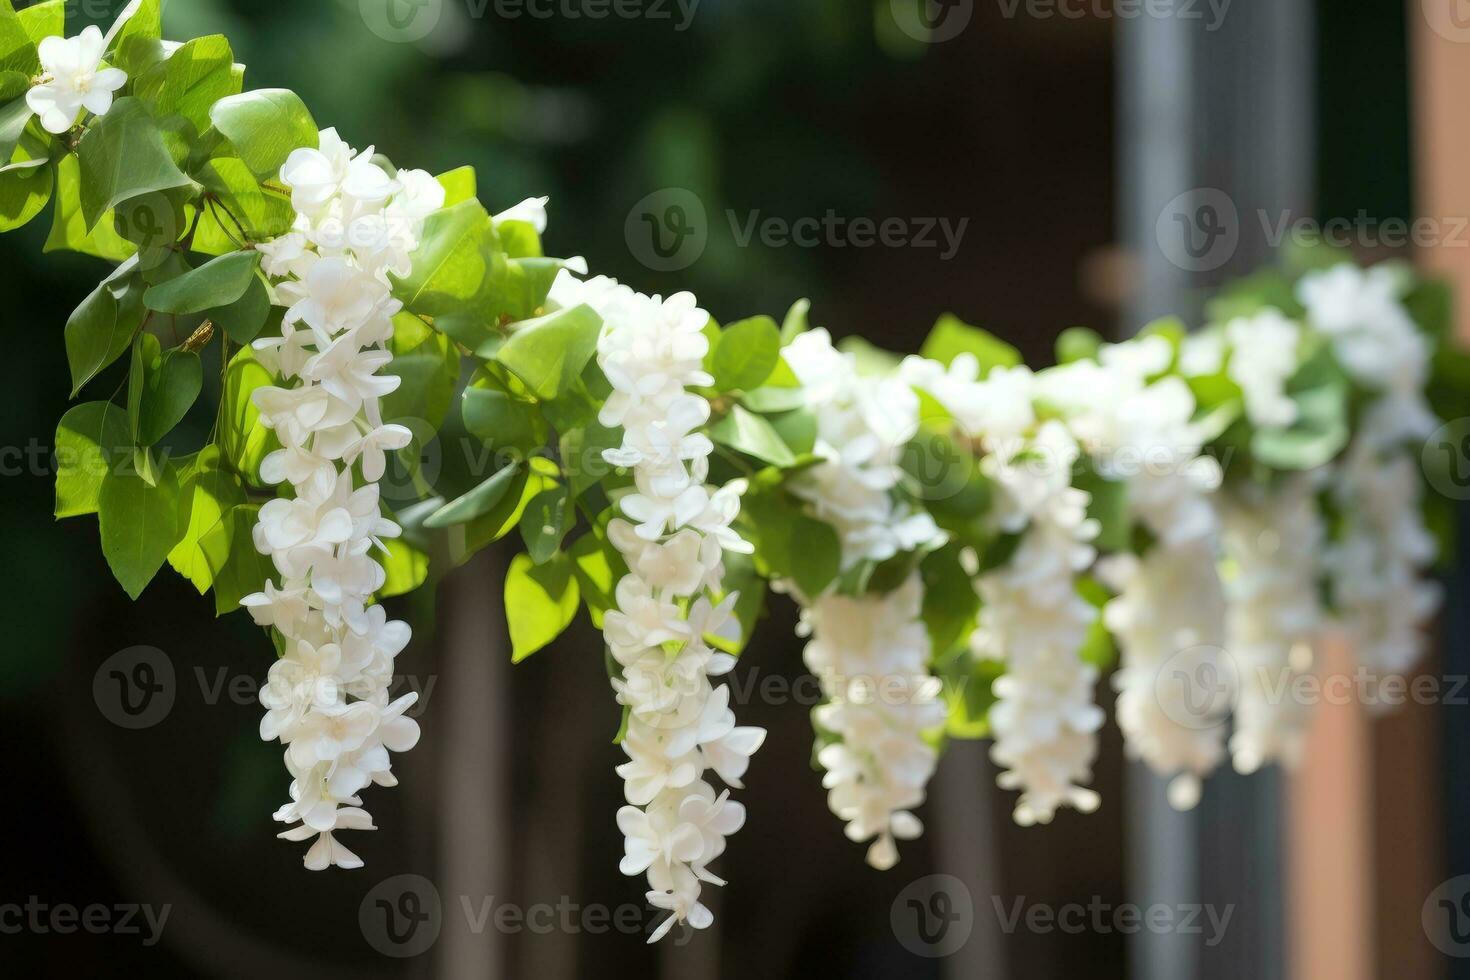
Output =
[
  {"x1": 239, "y1": 128, "x2": 443, "y2": 869},
  {"x1": 781, "y1": 330, "x2": 946, "y2": 866},
  {"x1": 551, "y1": 271, "x2": 765, "y2": 942}
]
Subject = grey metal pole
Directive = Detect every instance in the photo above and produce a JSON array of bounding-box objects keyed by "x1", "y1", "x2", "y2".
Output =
[{"x1": 1117, "y1": 3, "x2": 1315, "y2": 979}]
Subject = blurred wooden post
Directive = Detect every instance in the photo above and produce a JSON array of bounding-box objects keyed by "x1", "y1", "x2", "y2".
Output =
[
  {"x1": 1286, "y1": 637, "x2": 1373, "y2": 980},
  {"x1": 437, "y1": 548, "x2": 511, "y2": 979}
]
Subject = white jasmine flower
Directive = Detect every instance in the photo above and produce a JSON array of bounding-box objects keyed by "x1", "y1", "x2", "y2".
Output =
[{"x1": 26, "y1": 0, "x2": 139, "y2": 135}]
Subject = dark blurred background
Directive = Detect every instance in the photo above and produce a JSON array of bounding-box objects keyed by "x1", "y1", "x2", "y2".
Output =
[{"x1": 0, "y1": 1, "x2": 1456, "y2": 978}]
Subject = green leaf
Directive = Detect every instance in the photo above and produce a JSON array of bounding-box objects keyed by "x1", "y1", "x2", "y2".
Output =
[
  {"x1": 711, "y1": 315, "x2": 781, "y2": 392},
  {"x1": 65, "y1": 257, "x2": 145, "y2": 396},
  {"x1": 208, "y1": 89, "x2": 317, "y2": 179},
  {"x1": 144, "y1": 250, "x2": 259, "y2": 314},
  {"x1": 462, "y1": 368, "x2": 547, "y2": 456},
  {"x1": 208, "y1": 273, "x2": 270, "y2": 343},
  {"x1": 709, "y1": 404, "x2": 796, "y2": 467},
  {"x1": 484, "y1": 254, "x2": 565, "y2": 323},
  {"x1": 204, "y1": 503, "x2": 275, "y2": 615},
  {"x1": 919, "y1": 543, "x2": 980, "y2": 659},
  {"x1": 128, "y1": 334, "x2": 202, "y2": 446},
  {"x1": 110, "y1": 0, "x2": 163, "y2": 54},
  {"x1": 192, "y1": 156, "x2": 295, "y2": 247},
  {"x1": 0, "y1": 125, "x2": 50, "y2": 230},
  {"x1": 0, "y1": 88, "x2": 33, "y2": 165},
  {"x1": 54, "y1": 402, "x2": 130, "y2": 518},
  {"x1": 436, "y1": 165, "x2": 476, "y2": 206},
  {"x1": 780, "y1": 298, "x2": 811, "y2": 344},
  {"x1": 505, "y1": 552, "x2": 579, "y2": 662},
  {"x1": 495, "y1": 303, "x2": 603, "y2": 401},
  {"x1": 46, "y1": 154, "x2": 136, "y2": 260},
  {"x1": 390, "y1": 198, "x2": 492, "y2": 316},
  {"x1": 379, "y1": 537, "x2": 429, "y2": 598},
  {"x1": 98, "y1": 455, "x2": 187, "y2": 599},
  {"x1": 218, "y1": 345, "x2": 279, "y2": 485},
  {"x1": 569, "y1": 530, "x2": 622, "y2": 629},
  {"x1": 135, "y1": 35, "x2": 239, "y2": 132},
  {"x1": 424, "y1": 463, "x2": 522, "y2": 529},
  {"x1": 457, "y1": 456, "x2": 558, "y2": 560},
  {"x1": 1250, "y1": 344, "x2": 1349, "y2": 471},
  {"x1": 519, "y1": 483, "x2": 571, "y2": 564},
  {"x1": 837, "y1": 335, "x2": 900, "y2": 377},
  {"x1": 382, "y1": 312, "x2": 459, "y2": 431},
  {"x1": 0, "y1": 0, "x2": 37, "y2": 74},
  {"x1": 559, "y1": 421, "x2": 620, "y2": 495},
  {"x1": 1056, "y1": 326, "x2": 1103, "y2": 364},
  {"x1": 739, "y1": 487, "x2": 842, "y2": 597},
  {"x1": 920, "y1": 313, "x2": 1022, "y2": 375},
  {"x1": 16, "y1": 0, "x2": 62, "y2": 43},
  {"x1": 78, "y1": 97, "x2": 194, "y2": 230},
  {"x1": 1075, "y1": 464, "x2": 1131, "y2": 554},
  {"x1": 167, "y1": 446, "x2": 245, "y2": 592}
]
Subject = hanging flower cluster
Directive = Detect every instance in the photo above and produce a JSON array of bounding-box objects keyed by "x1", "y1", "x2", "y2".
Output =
[
  {"x1": 778, "y1": 331, "x2": 946, "y2": 865},
  {"x1": 797, "y1": 576, "x2": 945, "y2": 868},
  {"x1": 901, "y1": 356, "x2": 1105, "y2": 825},
  {"x1": 1034, "y1": 338, "x2": 1228, "y2": 811},
  {"x1": 1297, "y1": 266, "x2": 1441, "y2": 685},
  {"x1": 240, "y1": 128, "x2": 445, "y2": 869},
  {"x1": 1217, "y1": 477, "x2": 1324, "y2": 774},
  {"x1": 551, "y1": 271, "x2": 765, "y2": 942}
]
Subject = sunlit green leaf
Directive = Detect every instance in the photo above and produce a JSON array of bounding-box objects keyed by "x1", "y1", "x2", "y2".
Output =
[{"x1": 505, "y1": 551, "x2": 579, "y2": 662}]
